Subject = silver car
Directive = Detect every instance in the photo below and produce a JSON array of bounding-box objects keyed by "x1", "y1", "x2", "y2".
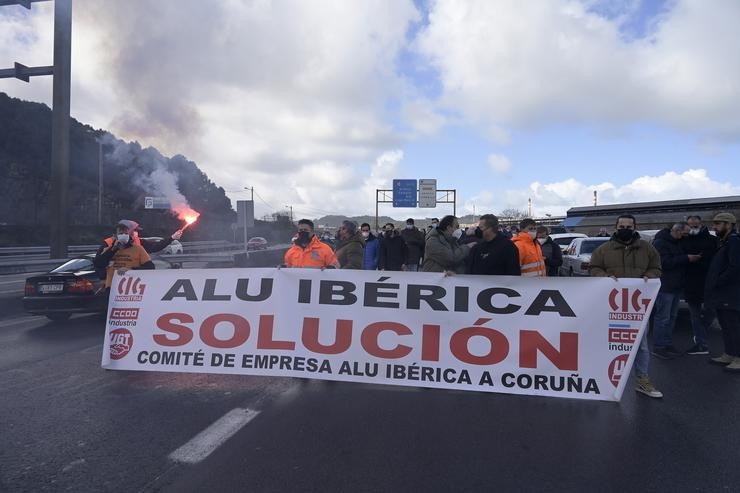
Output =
[{"x1": 559, "y1": 237, "x2": 610, "y2": 277}]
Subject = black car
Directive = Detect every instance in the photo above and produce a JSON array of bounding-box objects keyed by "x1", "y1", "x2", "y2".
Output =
[{"x1": 23, "y1": 254, "x2": 170, "y2": 321}]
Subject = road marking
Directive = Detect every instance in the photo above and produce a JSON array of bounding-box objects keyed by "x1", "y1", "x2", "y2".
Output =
[
  {"x1": 0, "y1": 315, "x2": 47, "y2": 328},
  {"x1": 169, "y1": 408, "x2": 260, "y2": 464}
]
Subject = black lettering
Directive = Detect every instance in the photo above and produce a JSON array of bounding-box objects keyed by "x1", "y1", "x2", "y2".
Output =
[
  {"x1": 477, "y1": 287, "x2": 521, "y2": 314},
  {"x1": 161, "y1": 279, "x2": 197, "y2": 301},
  {"x1": 525, "y1": 290, "x2": 576, "y2": 317},
  {"x1": 319, "y1": 280, "x2": 357, "y2": 305},
  {"x1": 364, "y1": 282, "x2": 400, "y2": 308},
  {"x1": 235, "y1": 278, "x2": 274, "y2": 302},
  {"x1": 407, "y1": 284, "x2": 448, "y2": 311},
  {"x1": 203, "y1": 279, "x2": 231, "y2": 301},
  {"x1": 298, "y1": 279, "x2": 312, "y2": 303}
]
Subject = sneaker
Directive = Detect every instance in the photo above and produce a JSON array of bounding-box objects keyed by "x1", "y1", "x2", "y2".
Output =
[
  {"x1": 724, "y1": 357, "x2": 740, "y2": 373},
  {"x1": 652, "y1": 347, "x2": 676, "y2": 360},
  {"x1": 664, "y1": 346, "x2": 683, "y2": 357},
  {"x1": 710, "y1": 353, "x2": 734, "y2": 365},
  {"x1": 686, "y1": 343, "x2": 709, "y2": 355},
  {"x1": 635, "y1": 376, "x2": 663, "y2": 398}
]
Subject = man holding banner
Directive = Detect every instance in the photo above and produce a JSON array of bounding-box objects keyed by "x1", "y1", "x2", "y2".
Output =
[{"x1": 590, "y1": 214, "x2": 663, "y2": 398}]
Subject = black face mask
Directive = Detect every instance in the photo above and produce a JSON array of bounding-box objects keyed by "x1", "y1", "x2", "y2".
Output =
[
  {"x1": 474, "y1": 227, "x2": 483, "y2": 239},
  {"x1": 296, "y1": 231, "x2": 311, "y2": 246},
  {"x1": 616, "y1": 229, "x2": 634, "y2": 242},
  {"x1": 384, "y1": 231, "x2": 393, "y2": 238}
]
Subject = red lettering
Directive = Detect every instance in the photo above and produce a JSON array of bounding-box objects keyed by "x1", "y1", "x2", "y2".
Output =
[
  {"x1": 301, "y1": 317, "x2": 352, "y2": 354},
  {"x1": 154, "y1": 313, "x2": 194, "y2": 347},
  {"x1": 200, "y1": 313, "x2": 250, "y2": 349},
  {"x1": 257, "y1": 315, "x2": 296, "y2": 350},
  {"x1": 361, "y1": 322, "x2": 412, "y2": 359},
  {"x1": 519, "y1": 330, "x2": 578, "y2": 371},
  {"x1": 450, "y1": 327, "x2": 509, "y2": 365},
  {"x1": 421, "y1": 324, "x2": 440, "y2": 362}
]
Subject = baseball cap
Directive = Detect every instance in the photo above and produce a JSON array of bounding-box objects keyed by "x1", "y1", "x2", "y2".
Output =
[{"x1": 713, "y1": 212, "x2": 737, "y2": 223}]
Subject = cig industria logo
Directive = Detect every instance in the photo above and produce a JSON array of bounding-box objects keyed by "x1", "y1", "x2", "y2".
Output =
[
  {"x1": 114, "y1": 277, "x2": 146, "y2": 302},
  {"x1": 608, "y1": 288, "x2": 651, "y2": 321}
]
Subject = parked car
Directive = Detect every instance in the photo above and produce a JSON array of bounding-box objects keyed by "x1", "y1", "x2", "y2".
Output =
[
  {"x1": 559, "y1": 237, "x2": 611, "y2": 277},
  {"x1": 142, "y1": 237, "x2": 183, "y2": 255},
  {"x1": 247, "y1": 236, "x2": 268, "y2": 250},
  {"x1": 549, "y1": 233, "x2": 588, "y2": 253},
  {"x1": 23, "y1": 254, "x2": 170, "y2": 321}
]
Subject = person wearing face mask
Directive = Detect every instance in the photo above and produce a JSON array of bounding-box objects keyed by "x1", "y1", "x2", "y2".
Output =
[
  {"x1": 590, "y1": 214, "x2": 663, "y2": 399},
  {"x1": 536, "y1": 226, "x2": 562, "y2": 277},
  {"x1": 284, "y1": 219, "x2": 340, "y2": 269},
  {"x1": 400, "y1": 218, "x2": 425, "y2": 272},
  {"x1": 466, "y1": 214, "x2": 520, "y2": 276},
  {"x1": 680, "y1": 215, "x2": 719, "y2": 355},
  {"x1": 426, "y1": 218, "x2": 440, "y2": 237},
  {"x1": 360, "y1": 223, "x2": 379, "y2": 270},
  {"x1": 704, "y1": 212, "x2": 740, "y2": 371},
  {"x1": 511, "y1": 218, "x2": 546, "y2": 277},
  {"x1": 93, "y1": 219, "x2": 155, "y2": 289},
  {"x1": 378, "y1": 223, "x2": 408, "y2": 271},
  {"x1": 335, "y1": 220, "x2": 364, "y2": 270},
  {"x1": 422, "y1": 215, "x2": 471, "y2": 274}
]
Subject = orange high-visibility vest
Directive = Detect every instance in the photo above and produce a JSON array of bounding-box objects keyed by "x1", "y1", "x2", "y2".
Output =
[
  {"x1": 512, "y1": 235, "x2": 546, "y2": 277},
  {"x1": 284, "y1": 235, "x2": 339, "y2": 268}
]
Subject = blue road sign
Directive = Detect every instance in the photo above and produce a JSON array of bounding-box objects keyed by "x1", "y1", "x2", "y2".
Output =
[{"x1": 393, "y1": 179, "x2": 417, "y2": 207}]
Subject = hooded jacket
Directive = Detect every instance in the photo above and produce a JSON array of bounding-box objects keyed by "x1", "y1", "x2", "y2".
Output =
[
  {"x1": 589, "y1": 232, "x2": 662, "y2": 279},
  {"x1": 378, "y1": 230, "x2": 407, "y2": 271},
  {"x1": 512, "y1": 234, "x2": 546, "y2": 277},
  {"x1": 422, "y1": 228, "x2": 469, "y2": 273},
  {"x1": 652, "y1": 228, "x2": 689, "y2": 293},
  {"x1": 704, "y1": 231, "x2": 740, "y2": 311},
  {"x1": 680, "y1": 227, "x2": 719, "y2": 302},
  {"x1": 362, "y1": 233, "x2": 380, "y2": 270},
  {"x1": 335, "y1": 232, "x2": 365, "y2": 270},
  {"x1": 284, "y1": 234, "x2": 340, "y2": 269}
]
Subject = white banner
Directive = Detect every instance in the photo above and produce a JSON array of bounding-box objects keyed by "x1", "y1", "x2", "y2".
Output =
[{"x1": 102, "y1": 269, "x2": 659, "y2": 401}]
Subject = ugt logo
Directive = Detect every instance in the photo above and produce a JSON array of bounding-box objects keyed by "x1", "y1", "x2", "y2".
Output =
[
  {"x1": 114, "y1": 276, "x2": 147, "y2": 302},
  {"x1": 608, "y1": 288, "x2": 651, "y2": 321}
]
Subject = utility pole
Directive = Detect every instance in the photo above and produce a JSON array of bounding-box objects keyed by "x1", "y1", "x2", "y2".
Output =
[
  {"x1": 97, "y1": 141, "x2": 103, "y2": 224},
  {"x1": 285, "y1": 205, "x2": 293, "y2": 222}
]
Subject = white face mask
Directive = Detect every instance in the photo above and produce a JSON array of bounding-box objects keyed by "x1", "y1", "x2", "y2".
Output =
[
  {"x1": 406, "y1": 224, "x2": 413, "y2": 229},
  {"x1": 452, "y1": 228, "x2": 463, "y2": 239},
  {"x1": 689, "y1": 228, "x2": 701, "y2": 235},
  {"x1": 528, "y1": 231, "x2": 537, "y2": 239},
  {"x1": 361, "y1": 231, "x2": 370, "y2": 238},
  {"x1": 537, "y1": 237, "x2": 547, "y2": 245},
  {"x1": 116, "y1": 233, "x2": 130, "y2": 244}
]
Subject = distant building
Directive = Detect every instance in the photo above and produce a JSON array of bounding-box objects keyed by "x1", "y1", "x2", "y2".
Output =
[{"x1": 564, "y1": 196, "x2": 740, "y2": 234}]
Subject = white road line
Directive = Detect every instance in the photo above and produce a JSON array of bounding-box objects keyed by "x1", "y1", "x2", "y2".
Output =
[
  {"x1": 169, "y1": 408, "x2": 260, "y2": 464},
  {"x1": 0, "y1": 315, "x2": 47, "y2": 328}
]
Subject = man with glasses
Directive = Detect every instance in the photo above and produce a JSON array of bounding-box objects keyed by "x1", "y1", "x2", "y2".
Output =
[
  {"x1": 590, "y1": 214, "x2": 663, "y2": 398},
  {"x1": 284, "y1": 219, "x2": 339, "y2": 269},
  {"x1": 467, "y1": 214, "x2": 520, "y2": 275}
]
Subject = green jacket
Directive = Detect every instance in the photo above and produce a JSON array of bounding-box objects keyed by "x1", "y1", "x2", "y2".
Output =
[
  {"x1": 336, "y1": 232, "x2": 365, "y2": 270},
  {"x1": 589, "y1": 234, "x2": 662, "y2": 279},
  {"x1": 422, "y1": 228, "x2": 470, "y2": 273}
]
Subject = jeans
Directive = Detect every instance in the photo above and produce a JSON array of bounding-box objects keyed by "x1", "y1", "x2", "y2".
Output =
[
  {"x1": 717, "y1": 309, "x2": 740, "y2": 357},
  {"x1": 652, "y1": 291, "x2": 681, "y2": 348},
  {"x1": 687, "y1": 300, "x2": 716, "y2": 346},
  {"x1": 634, "y1": 328, "x2": 650, "y2": 378},
  {"x1": 404, "y1": 264, "x2": 419, "y2": 272}
]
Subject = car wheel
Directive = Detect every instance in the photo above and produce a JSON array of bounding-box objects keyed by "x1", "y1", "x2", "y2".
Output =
[
  {"x1": 568, "y1": 268, "x2": 574, "y2": 277},
  {"x1": 46, "y1": 313, "x2": 71, "y2": 322}
]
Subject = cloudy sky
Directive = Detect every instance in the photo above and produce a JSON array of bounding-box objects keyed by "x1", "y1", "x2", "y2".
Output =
[{"x1": 2, "y1": 0, "x2": 739, "y2": 220}]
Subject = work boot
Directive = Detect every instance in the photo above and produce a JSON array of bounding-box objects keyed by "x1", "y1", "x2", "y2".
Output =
[
  {"x1": 635, "y1": 376, "x2": 663, "y2": 398},
  {"x1": 710, "y1": 353, "x2": 734, "y2": 365},
  {"x1": 724, "y1": 357, "x2": 740, "y2": 373}
]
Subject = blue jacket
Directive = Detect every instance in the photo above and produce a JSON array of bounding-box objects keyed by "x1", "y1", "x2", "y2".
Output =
[
  {"x1": 705, "y1": 231, "x2": 740, "y2": 311},
  {"x1": 363, "y1": 234, "x2": 379, "y2": 270}
]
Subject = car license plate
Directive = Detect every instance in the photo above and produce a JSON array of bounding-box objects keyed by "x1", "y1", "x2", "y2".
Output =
[{"x1": 39, "y1": 284, "x2": 64, "y2": 294}]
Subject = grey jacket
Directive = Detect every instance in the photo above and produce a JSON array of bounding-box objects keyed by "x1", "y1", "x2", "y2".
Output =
[{"x1": 422, "y1": 228, "x2": 469, "y2": 273}]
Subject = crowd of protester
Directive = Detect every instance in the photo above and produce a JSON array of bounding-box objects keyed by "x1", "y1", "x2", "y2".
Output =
[{"x1": 283, "y1": 212, "x2": 740, "y2": 399}]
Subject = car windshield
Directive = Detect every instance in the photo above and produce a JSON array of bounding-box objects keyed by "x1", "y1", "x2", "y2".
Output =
[
  {"x1": 554, "y1": 237, "x2": 575, "y2": 246},
  {"x1": 580, "y1": 240, "x2": 607, "y2": 254},
  {"x1": 51, "y1": 258, "x2": 93, "y2": 273}
]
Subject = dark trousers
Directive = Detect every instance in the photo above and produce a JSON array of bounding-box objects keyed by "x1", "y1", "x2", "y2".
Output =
[{"x1": 717, "y1": 309, "x2": 740, "y2": 357}]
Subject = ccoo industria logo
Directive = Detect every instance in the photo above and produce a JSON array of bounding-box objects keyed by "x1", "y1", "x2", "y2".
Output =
[
  {"x1": 114, "y1": 276, "x2": 146, "y2": 302},
  {"x1": 608, "y1": 288, "x2": 651, "y2": 321}
]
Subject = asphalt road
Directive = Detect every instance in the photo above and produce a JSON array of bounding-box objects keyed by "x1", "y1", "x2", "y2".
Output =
[{"x1": 1, "y1": 277, "x2": 739, "y2": 492}]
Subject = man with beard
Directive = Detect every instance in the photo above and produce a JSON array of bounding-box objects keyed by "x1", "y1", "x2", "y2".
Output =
[
  {"x1": 705, "y1": 212, "x2": 740, "y2": 371},
  {"x1": 590, "y1": 214, "x2": 663, "y2": 398},
  {"x1": 467, "y1": 214, "x2": 520, "y2": 276},
  {"x1": 284, "y1": 219, "x2": 339, "y2": 269},
  {"x1": 680, "y1": 215, "x2": 719, "y2": 355}
]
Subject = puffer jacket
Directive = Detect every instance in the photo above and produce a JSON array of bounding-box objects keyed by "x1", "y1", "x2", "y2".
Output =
[
  {"x1": 422, "y1": 228, "x2": 469, "y2": 273},
  {"x1": 652, "y1": 228, "x2": 689, "y2": 293},
  {"x1": 704, "y1": 231, "x2": 740, "y2": 311},
  {"x1": 680, "y1": 227, "x2": 719, "y2": 302},
  {"x1": 362, "y1": 233, "x2": 379, "y2": 270},
  {"x1": 589, "y1": 232, "x2": 662, "y2": 279},
  {"x1": 336, "y1": 232, "x2": 365, "y2": 270},
  {"x1": 512, "y1": 234, "x2": 546, "y2": 277}
]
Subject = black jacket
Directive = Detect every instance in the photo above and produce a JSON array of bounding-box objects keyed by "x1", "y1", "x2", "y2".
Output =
[
  {"x1": 378, "y1": 232, "x2": 407, "y2": 271},
  {"x1": 466, "y1": 235, "x2": 521, "y2": 276},
  {"x1": 652, "y1": 228, "x2": 689, "y2": 293},
  {"x1": 704, "y1": 231, "x2": 740, "y2": 311},
  {"x1": 539, "y1": 237, "x2": 563, "y2": 277},
  {"x1": 400, "y1": 227, "x2": 425, "y2": 265},
  {"x1": 679, "y1": 227, "x2": 719, "y2": 302}
]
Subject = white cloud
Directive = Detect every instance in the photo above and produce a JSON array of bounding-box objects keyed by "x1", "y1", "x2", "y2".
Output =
[
  {"x1": 416, "y1": 0, "x2": 740, "y2": 140},
  {"x1": 466, "y1": 169, "x2": 740, "y2": 217},
  {"x1": 487, "y1": 153, "x2": 511, "y2": 174}
]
